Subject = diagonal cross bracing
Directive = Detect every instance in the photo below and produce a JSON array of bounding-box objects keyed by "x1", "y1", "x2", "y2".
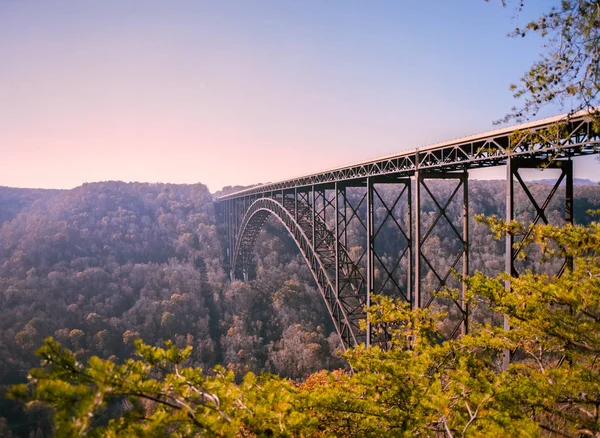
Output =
[
  {"x1": 506, "y1": 158, "x2": 574, "y2": 279},
  {"x1": 415, "y1": 171, "x2": 469, "y2": 338}
]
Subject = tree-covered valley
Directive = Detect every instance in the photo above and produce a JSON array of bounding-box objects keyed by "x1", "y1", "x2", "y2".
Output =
[{"x1": 0, "y1": 179, "x2": 599, "y2": 436}]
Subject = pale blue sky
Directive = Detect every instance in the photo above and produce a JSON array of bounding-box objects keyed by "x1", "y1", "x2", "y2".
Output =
[{"x1": 1, "y1": 0, "x2": 597, "y2": 191}]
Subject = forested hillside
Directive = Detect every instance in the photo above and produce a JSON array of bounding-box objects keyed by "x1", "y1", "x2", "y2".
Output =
[
  {"x1": 0, "y1": 180, "x2": 599, "y2": 436},
  {"x1": 0, "y1": 188, "x2": 61, "y2": 225},
  {"x1": 0, "y1": 182, "x2": 344, "y2": 436}
]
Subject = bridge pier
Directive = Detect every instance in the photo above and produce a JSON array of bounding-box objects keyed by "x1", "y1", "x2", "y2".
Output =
[
  {"x1": 368, "y1": 176, "x2": 412, "y2": 347},
  {"x1": 414, "y1": 170, "x2": 469, "y2": 338},
  {"x1": 505, "y1": 157, "x2": 574, "y2": 277},
  {"x1": 365, "y1": 178, "x2": 373, "y2": 348},
  {"x1": 503, "y1": 156, "x2": 574, "y2": 368}
]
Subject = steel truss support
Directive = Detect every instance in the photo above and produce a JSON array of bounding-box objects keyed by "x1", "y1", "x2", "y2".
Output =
[
  {"x1": 365, "y1": 179, "x2": 373, "y2": 348},
  {"x1": 505, "y1": 158, "x2": 574, "y2": 278},
  {"x1": 414, "y1": 170, "x2": 469, "y2": 338},
  {"x1": 230, "y1": 188, "x2": 368, "y2": 348},
  {"x1": 363, "y1": 177, "x2": 413, "y2": 348},
  {"x1": 226, "y1": 176, "x2": 418, "y2": 349},
  {"x1": 371, "y1": 177, "x2": 412, "y2": 302},
  {"x1": 503, "y1": 157, "x2": 573, "y2": 368},
  {"x1": 216, "y1": 110, "x2": 599, "y2": 351},
  {"x1": 332, "y1": 182, "x2": 368, "y2": 344},
  {"x1": 225, "y1": 159, "x2": 571, "y2": 349},
  {"x1": 227, "y1": 199, "x2": 235, "y2": 281}
]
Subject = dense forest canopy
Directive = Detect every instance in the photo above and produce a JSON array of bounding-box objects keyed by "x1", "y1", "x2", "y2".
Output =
[
  {"x1": 0, "y1": 179, "x2": 599, "y2": 436},
  {"x1": 0, "y1": 182, "x2": 345, "y2": 436}
]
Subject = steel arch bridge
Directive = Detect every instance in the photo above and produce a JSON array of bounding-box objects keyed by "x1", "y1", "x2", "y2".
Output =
[{"x1": 216, "y1": 109, "x2": 600, "y2": 350}]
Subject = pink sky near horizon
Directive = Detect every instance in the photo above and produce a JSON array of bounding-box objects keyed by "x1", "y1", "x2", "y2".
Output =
[{"x1": 1, "y1": 1, "x2": 598, "y2": 193}]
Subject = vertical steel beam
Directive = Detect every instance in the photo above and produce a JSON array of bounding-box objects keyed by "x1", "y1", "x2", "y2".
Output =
[
  {"x1": 241, "y1": 197, "x2": 247, "y2": 281},
  {"x1": 366, "y1": 177, "x2": 374, "y2": 347},
  {"x1": 241, "y1": 197, "x2": 248, "y2": 282},
  {"x1": 335, "y1": 182, "x2": 340, "y2": 301},
  {"x1": 233, "y1": 199, "x2": 238, "y2": 248},
  {"x1": 229, "y1": 199, "x2": 235, "y2": 281},
  {"x1": 407, "y1": 178, "x2": 413, "y2": 310},
  {"x1": 237, "y1": 199, "x2": 242, "y2": 278},
  {"x1": 505, "y1": 158, "x2": 515, "y2": 277},
  {"x1": 462, "y1": 171, "x2": 469, "y2": 335},
  {"x1": 322, "y1": 188, "x2": 327, "y2": 225},
  {"x1": 229, "y1": 198, "x2": 232, "y2": 257},
  {"x1": 226, "y1": 199, "x2": 230, "y2": 275},
  {"x1": 503, "y1": 158, "x2": 514, "y2": 370},
  {"x1": 294, "y1": 187, "x2": 298, "y2": 225},
  {"x1": 414, "y1": 171, "x2": 421, "y2": 310},
  {"x1": 342, "y1": 186, "x2": 348, "y2": 249},
  {"x1": 565, "y1": 159, "x2": 574, "y2": 272},
  {"x1": 311, "y1": 185, "x2": 316, "y2": 251}
]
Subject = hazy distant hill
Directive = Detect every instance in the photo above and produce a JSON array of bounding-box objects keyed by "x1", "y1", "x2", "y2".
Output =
[
  {"x1": 0, "y1": 186, "x2": 62, "y2": 225},
  {"x1": 212, "y1": 184, "x2": 256, "y2": 198},
  {"x1": 534, "y1": 178, "x2": 598, "y2": 186}
]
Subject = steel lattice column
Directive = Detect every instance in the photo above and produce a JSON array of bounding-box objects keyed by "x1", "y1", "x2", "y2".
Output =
[
  {"x1": 503, "y1": 157, "x2": 574, "y2": 368},
  {"x1": 329, "y1": 184, "x2": 366, "y2": 343},
  {"x1": 365, "y1": 176, "x2": 413, "y2": 348},
  {"x1": 228, "y1": 199, "x2": 235, "y2": 281},
  {"x1": 371, "y1": 177, "x2": 412, "y2": 302},
  {"x1": 506, "y1": 158, "x2": 574, "y2": 278},
  {"x1": 366, "y1": 178, "x2": 373, "y2": 348},
  {"x1": 414, "y1": 170, "x2": 469, "y2": 338}
]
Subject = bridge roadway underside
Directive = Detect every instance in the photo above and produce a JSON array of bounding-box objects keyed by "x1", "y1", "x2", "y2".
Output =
[{"x1": 216, "y1": 111, "x2": 600, "y2": 350}]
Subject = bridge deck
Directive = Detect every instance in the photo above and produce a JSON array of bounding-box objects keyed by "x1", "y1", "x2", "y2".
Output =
[{"x1": 218, "y1": 109, "x2": 599, "y2": 200}]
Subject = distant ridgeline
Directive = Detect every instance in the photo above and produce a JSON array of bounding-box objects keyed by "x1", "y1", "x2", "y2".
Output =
[
  {"x1": 0, "y1": 187, "x2": 62, "y2": 224},
  {"x1": 533, "y1": 178, "x2": 598, "y2": 186},
  {"x1": 0, "y1": 180, "x2": 599, "y2": 436}
]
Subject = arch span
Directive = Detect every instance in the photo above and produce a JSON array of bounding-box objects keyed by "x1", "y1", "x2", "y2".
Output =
[{"x1": 232, "y1": 197, "x2": 365, "y2": 349}]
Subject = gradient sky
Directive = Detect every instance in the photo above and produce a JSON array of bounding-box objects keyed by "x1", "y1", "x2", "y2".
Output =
[{"x1": 1, "y1": 0, "x2": 598, "y2": 192}]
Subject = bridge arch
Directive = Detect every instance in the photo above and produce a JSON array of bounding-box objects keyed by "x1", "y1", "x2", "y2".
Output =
[{"x1": 231, "y1": 197, "x2": 363, "y2": 349}]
